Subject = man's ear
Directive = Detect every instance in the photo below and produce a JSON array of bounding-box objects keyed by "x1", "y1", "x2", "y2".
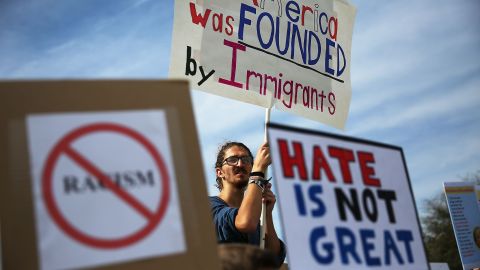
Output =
[{"x1": 216, "y1": 167, "x2": 224, "y2": 179}]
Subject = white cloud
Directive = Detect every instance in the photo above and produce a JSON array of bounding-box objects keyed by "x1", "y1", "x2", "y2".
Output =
[
  {"x1": 408, "y1": 129, "x2": 480, "y2": 210},
  {"x1": 0, "y1": 1, "x2": 172, "y2": 79},
  {"x1": 350, "y1": 0, "x2": 480, "y2": 95},
  {"x1": 349, "y1": 76, "x2": 480, "y2": 135},
  {"x1": 350, "y1": 61, "x2": 480, "y2": 117}
]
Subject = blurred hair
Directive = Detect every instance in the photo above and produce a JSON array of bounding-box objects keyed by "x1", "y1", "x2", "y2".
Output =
[{"x1": 217, "y1": 244, "x2": 279, "y2": 270}]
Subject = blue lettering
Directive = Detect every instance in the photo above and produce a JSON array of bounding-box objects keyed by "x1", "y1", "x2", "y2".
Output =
[
  {"x1": 337, "y1": 43, "x2": 346, "y2": 77},
  {"x1": 336, "y1": 227, "x2": 362, "y2": 264},
  {"x1": 396, "y1": 230, "x2": 414, "y2": 263},
  {"x1": 275, "y1": 17, "x2": 290, "y2": 55},
  {"x1": 291, "y1": 24, "x2": 308, "y2": 64},
  {"x1": 384, "y1": 230, "x2": 404, "y2": 265},
  {"x1": 257, "y1": 12, "x2": 274, "y2": 49},
  {"x1": 325, "y1": 38, "x2": 335, "y2": 75},
  {"x1": 285, "y1": 1, "x2": 300, "y2": 23},
  {"x1": 310, "y1": 227, "x2": 334, "y2": 264},
  {"x1": 307, "y1": 228, "x2": 414, "y2": 267},
  {"x1": 308, "y1": 31, "x2": 321, "y2": 65},
  {"x1": 309, "y1": 185, "x2": 326, "y2": 217},
  {"x1": 294, "y1": 184, "x2": 307, "y2": 216},
  {"x1": 238, "y1": 3, "x2": 256, "y2": 40},
  {"x1": 360, "y1": 229, "x2": 381, "y2": 266}
]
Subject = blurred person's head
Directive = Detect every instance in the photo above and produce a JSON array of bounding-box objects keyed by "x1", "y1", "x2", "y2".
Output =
[
  {"x1": 218, "y1": 244, "x2": 279, "y2": 270},
  {"x1": 474, "y1": 226, "x2": 480, "y2": 248}
]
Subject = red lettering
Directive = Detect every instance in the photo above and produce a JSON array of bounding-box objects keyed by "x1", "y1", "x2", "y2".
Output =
[
  {"x1": 328, "y1": 92, "x2": 335, "y2": 115},
  {"x1": 278, "y1": 139, "x2": 308, "y2": 180},
  {"x1": 301, "y1": 5, "x2": 313, "y2": 26},
  {"x1": 189, "y1": 3, "x2": 211, "y2": 28},
  {"x1": 328, "y1": 146, "x2": 355, "y2": 184},
  {"x1": 246, "y1": 70, "x2": 263, "y2": 92},
  {"x1": 358, "y1": 152, "x2": 381, "y2": 187},
  {"x1": 225, "y1": 16, "x2": 234, "y2": 36},
  {"x1": 328, "y1": 17, "x2": 338, "y2": 40},
  {"x1": 219, "y1": 40, "x2": 246, "y2": 89},
  {"x1": 294, "y1": 82, "x2": 302, "y2": 105},
  {"x1": 312, "y1": 146, "x2": 336, "y2": 182},
  {"x1": 212, "y1": 13, "x2": 223, "y2": 32}
]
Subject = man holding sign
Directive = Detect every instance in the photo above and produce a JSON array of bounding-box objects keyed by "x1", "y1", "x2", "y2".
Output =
[{"x1": 209, "y1": 141, "x2": 286, "y2": 266}]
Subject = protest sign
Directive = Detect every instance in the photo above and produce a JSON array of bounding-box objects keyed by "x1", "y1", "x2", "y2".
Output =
[
  {"x1": 444, "y1": 182, "x2": 480, "y2": 270},
  {"x1": 170, "y1": 0, "x2": 356, "y2": 129},
  {"x1": 0, "y1": 81, "x2": 221, "y2": 270},
  {"x1": 27, "y1": 110, "x2": 185, "y2": 269},
  {"x1": 267, "y1": 123, "x2": 429, "y2": 269}
]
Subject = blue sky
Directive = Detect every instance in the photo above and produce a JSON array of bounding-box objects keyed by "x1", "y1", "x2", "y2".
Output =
[{"x1": 1, "y1": 0, "x2": 479, "y2": 224}]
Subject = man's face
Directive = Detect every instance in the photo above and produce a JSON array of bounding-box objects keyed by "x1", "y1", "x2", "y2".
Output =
[{"x1": 216, "y1": 146, "x2": 253, "y2": 189}]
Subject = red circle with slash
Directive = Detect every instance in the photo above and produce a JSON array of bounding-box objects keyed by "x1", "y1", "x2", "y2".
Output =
[{"x1": 42, "y1": 123, "x2": 170, "y2": 249}]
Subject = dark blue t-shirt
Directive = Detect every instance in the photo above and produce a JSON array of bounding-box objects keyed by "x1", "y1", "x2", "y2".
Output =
[
  {"x1": 209, "y1": 195, "x2": 260, "y2": 244},
  {"x1": 209, "y1": 196, "x2": 286, "y2": 264}
]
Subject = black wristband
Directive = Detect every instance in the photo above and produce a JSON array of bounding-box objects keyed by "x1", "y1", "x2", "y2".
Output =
[{"x1": 250, "y1": 171, "x2": 265, "y2": 178}]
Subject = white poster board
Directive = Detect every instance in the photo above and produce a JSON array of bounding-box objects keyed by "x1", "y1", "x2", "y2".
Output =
[
  {"x1": 444, "y1": 182, "x2": 480, "y2": 270},
  {"x1": 27, "y1": 110, "x2": 186, "y2": 270},
  {"x1": 267, "y1": 123, "x2": 429, "y2": 269},
  {"x1": 170, "y1": 0, "x2": 356, "y2": 129}
]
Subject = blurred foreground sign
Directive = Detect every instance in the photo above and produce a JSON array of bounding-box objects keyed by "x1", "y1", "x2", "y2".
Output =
[
  {"x1": 27, "y1": 111, "x2": 185, "y2": 270},
  {"x1": 170, "y1": 0, "x2": 356, "y2": 129},
  {"x1": 267, "y1": 123, "x2": 429, "y2": 270},
  {"x1": 0, "y1": 81, "x2": 220, "y2": 270},
  {"x1": 444, "y1": 182, "x2": 480, "y2": 270}
]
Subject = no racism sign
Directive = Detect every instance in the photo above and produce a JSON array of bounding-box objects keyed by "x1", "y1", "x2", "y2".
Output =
[
  {"x1": 27, "y1": 110, "x2": 186, "y2": 270},
  {"x1": 267, "y1": 123, "x2": 429, "y2": 270},
  {"x1": 170, "y1": 0, "x2": 356, "y2": 129}
]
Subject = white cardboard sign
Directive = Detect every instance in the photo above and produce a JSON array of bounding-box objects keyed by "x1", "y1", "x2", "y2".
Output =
[
  {"x1": 27, "y1": 110, "x2": 186, "y2": 270},
  {"x1": 444, "y1": 182, "x2": 480, "y2": 270},
  {"x1": 170, "y1": 0, "x2": 356, "y2": 129},
  {"x1": 268, "y1": 123, "x2": 429, "y2": 270}
]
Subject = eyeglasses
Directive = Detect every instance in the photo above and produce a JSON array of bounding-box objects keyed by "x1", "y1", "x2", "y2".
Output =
[{"x1": 222, "y1": 155, "x2": 253, "y2": 166}]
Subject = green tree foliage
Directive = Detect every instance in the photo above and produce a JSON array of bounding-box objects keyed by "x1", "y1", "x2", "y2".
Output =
[
  {"x1": 422, "y1": 193, "x2": 462, "y2": 270},
  {"x1": 461, "y1": 170, "x2": 480, "y2": 184}
]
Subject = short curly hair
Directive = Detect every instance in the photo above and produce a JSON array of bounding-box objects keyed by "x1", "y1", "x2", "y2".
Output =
[{"x1": 215, "y1": 141, "x2": 253, "y2": 190}]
